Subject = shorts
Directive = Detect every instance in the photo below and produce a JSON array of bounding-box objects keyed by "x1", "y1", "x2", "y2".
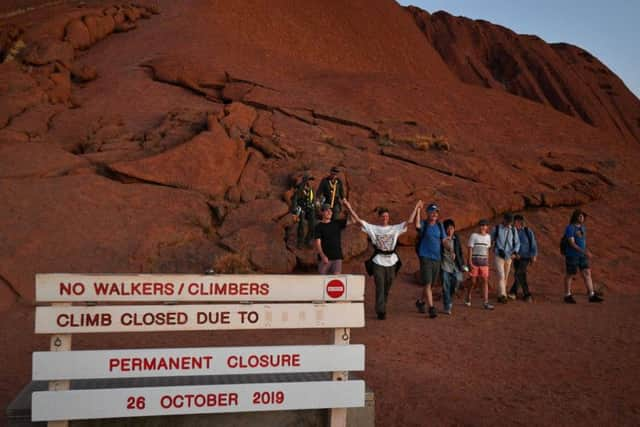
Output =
[
  {"x1": 318, "y1": 259, "x2": 342, "y2": 275},
  {"x1": 470, "y1": 265, "x2": 490, "y2": 278},
  {"x1": 565, "y1": 256, "x2": 589, "y2": 275},
  {"x1": 419, "y1": 257, "x2": 440, "y2": 286}
]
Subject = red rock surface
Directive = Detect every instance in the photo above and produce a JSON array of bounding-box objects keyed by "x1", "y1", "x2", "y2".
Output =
[
  {"x1": 0, "y1": 0, "x2": 639, "y2": 425},
  {"x1": 407, "y1": 7, "x2": 640, "y2": 144}
]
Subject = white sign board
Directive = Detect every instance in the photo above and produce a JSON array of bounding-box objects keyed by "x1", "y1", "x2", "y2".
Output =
[
  {"x1": 36, "y1": 274, "x2": 364, "y2": 302},
  {"x1": 35, "y1": 303, "x2": 364, "y2": 334},
  {"x1": 33, "y1": 345, "x2": 365, "y2": 380},
  {"x1": 32, "y1": 380, "x2": 365, "y2": 421}
]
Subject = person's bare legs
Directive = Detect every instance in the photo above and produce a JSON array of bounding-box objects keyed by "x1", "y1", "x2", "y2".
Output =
[
  {"x1": 482, "y1": 276, "x2": 489, "y2": 304},
  {"x1": 422, "y1": 284, "x2": 433, "y2": 308},
  {"x1": 581, "y1": 269, "x2": 594, "y2": 294},
  {"x1": 466, "y1": 277, "x2": 476, "y2": 304},
  {"x1": 564, "y1": 274, "x2": 574, "y2": 295}
]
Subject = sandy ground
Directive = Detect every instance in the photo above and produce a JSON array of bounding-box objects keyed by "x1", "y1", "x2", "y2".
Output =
[{"x1": 2, "y1": 256, "x2": 639, "y2": 426}]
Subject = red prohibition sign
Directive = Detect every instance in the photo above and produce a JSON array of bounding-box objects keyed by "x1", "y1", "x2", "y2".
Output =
[{"x1": 326, "y1": 279, "x2": 345, "y2": 299}]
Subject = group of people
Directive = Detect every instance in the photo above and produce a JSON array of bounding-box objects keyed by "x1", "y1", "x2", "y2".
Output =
[{"x1": 291, "y1": 167, "x2": 604, "y2": 320}]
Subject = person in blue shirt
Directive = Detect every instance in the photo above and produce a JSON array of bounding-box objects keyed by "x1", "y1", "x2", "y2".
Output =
[
  {"x1": 564, "y1": 209, "x2": 603, "y2": 303},
  {"x1": 508, "y1": 214, "x2": 538, "y2": 302},
  {"x1": 415, "y1": 202, "x2": 446, "y2": 318},
  {"x1": 492, "y1": 213, "x2": 520, "y2": 304}
]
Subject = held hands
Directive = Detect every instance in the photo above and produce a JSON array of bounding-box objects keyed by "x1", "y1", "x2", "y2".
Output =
[{"x1": 416, "y1": 200, "x2": 424, "y2": 209}]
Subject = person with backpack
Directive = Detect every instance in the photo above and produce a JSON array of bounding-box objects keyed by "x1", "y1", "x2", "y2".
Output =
[
  {"x1": 316, "y1": 166, "x2": 345, "y2": 218},
  {"x1": 441, "y1": 219, "x2": 467, "y2": 315},
  {"x1": 492, "y1": 212, "x2": 520, "y2": 304},
  {"x1": 342, "y1": 199, "x2": 421, "y2": 320},
  {"x1": 508, "y1": 214, "x2": 538, "y2": 302},
  {"x1": 465, "y1": 219, "x2": 494, "y2": 310},
  {"x1": 415, "y1": 202, "x2": 446, "y2": 318},
  {"x1": 290, "y1": 173, "x2": 317, "y2": 248},
  {"x1": 563, "y1": 209, "x2": 603, "y2": 303}
]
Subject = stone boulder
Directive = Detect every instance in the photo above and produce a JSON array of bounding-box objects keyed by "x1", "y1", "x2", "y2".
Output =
[
  {"x1": 64, "y1": 18, "x2": 92, "y2": 49},
  {"x1": 110, "y1": 120, "x2": 247, "y2": 199},
  {"x1": 20, "y1": 38, "x2": 74, "y2": 67}
]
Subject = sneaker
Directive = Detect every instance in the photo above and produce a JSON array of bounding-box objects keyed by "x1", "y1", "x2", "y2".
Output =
[
  {"x1": 483, "y1": 302, "x2": 495, "y2": 310},
  {"x1": 464, "y1": 298, "x2": 471, "y2": 307},
  {"x1": 507, "y1": 293, "x2": 517, "y2": 300},
  {"x1": 497, "y1": 295, "x2": 508, "y2": 304},
  {"x1": 588, "y1": 294, "x2": 604, "y2": 303},
  {"x1": 523, "y1": 294, "x2": 533, "y2": 303},
  {"x1": 564, "y1": 295, "x2": 577, "y2": 304},
  {"x1": 443, "y1": 305, "x2": 452, "y2": 315},
  {"x1": 415, "y1": 299, "x2": 426, "y2": 313},
  {"x1": 428, "y1": 306, "x2": 438, "y2": 318},
  {"x1": 377, "y1": 312, "x2": 386, "y2": 320}
]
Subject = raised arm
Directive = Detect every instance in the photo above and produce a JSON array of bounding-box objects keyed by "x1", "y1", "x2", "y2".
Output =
[
  {"x1": 407, "y1": 200, "x2": 422, "y2": 224},
  {"x1": 342, "y1": 199, "x2": 364, "y2": 225},
  {"x1": 415, "y1": 200, "x2": 423, "y2": 229}
]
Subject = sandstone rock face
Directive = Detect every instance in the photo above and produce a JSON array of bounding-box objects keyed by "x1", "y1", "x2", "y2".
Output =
[
  {"x1": 0, "y1": 141, "x2": 89, "y2": 178},
  {"x1": 0, "y1": 175, "x2": 214, "y2": 303},
  {"x1": 110, "y1": 120, "x2": 248, "y2": 199},
  {"x1": 407, "y1": 7, "x2": 640, "y2": 144}
]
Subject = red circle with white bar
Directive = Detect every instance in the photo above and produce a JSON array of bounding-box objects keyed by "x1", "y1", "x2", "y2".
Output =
[{"x1": 326, "y1": 279, "x2": 345, "y2": 299}]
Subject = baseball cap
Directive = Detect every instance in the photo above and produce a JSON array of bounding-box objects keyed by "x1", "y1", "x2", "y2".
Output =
[
  {"x1": 321, "y1": 203, "x2": 332, "y2": 212},
  {"x1": 330, "y1": 166, "x2": 340, "y2": 174},
  {"x1": 426, "y1": 203, "x2": 439, "y2": 213},
  {"x1": 479, "y1": 219, "x2": 490, "y2": 226}
]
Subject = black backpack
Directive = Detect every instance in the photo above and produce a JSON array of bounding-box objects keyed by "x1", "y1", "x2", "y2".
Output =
[{"x1": 560, "y1": 235, "x2": 569, "y2": 255}]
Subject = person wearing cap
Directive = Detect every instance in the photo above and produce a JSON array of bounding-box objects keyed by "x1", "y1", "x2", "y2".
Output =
[
  {"x1": 314, "y1": 202, "x2": 348, "y2": 274},
  {"x1": 563, "y1": 209, "x2": 603, "y2": 303},
  {"x1": 491, "y1": 212, "x2": 520, "y2": 304},
  {"x1": 316, "y1": 166, "x2": 345, "y2": 218},
  {"x1": 466, "y1": 219, "x2": 494, "y2": 310},
  {"x1": 508, "y1": 214, "x2": 538, "y2": 302},
  {"x1": 415, "y1": 202, "x2": 446, "y2": 318},
  {"x1": 343, "y1": 199, "x2": 422, "y2": 320},
  {"x1": 291, "y1": 173, "x2": 317, "y2": 248}
]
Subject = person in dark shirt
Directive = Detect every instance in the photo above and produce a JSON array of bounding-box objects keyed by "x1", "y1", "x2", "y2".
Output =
[
  {"x1": 563, "y1": 209, "x2": 603, "y2": 304},
  {"x1": 508, "y1": 214, "x2": 538, "y2": 302},
  {"x1": 316, "y1": 166, "x2": 345, "y2": 218},
  {"x1": 314, "y1": 203, "x2": 348, "y2": 274}
]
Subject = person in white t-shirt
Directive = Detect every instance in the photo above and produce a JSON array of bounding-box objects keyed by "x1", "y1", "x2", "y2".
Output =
[
  {"x1": 466, "y1": 219, "x2": 494, "y2": 310},
  {"x1": 343, "y1": 199, "x2": 421, "y2": 319}
]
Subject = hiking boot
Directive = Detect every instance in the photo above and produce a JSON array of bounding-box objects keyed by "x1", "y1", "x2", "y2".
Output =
[
  {"x1": 588, "y1": 294, "x2": 604, "y2": 303},
  {"x1": 428, "y1": 306, "x2": 438, "y2": 319},
  {"x1": 377, "y1": 312, "x2": 386, "y2": 320},
  {"x1": 523, "y1": 294, "x2": 533, "y2": 303},
  {"x1": 507, "y1": 293, "x2": 517, "y2": 300},
  {"x1": 564, "y1": 295, "x2": 577, "y2": 304},
  {"x1": 415, "y1": 299, "x2": 426, "y2": 313},
  {"x1": 483, "y1": 302, "x2": 495, "y2": 310},
  {"x1": 497, "y1": 295, "x2": 508, "y2": 304}
]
